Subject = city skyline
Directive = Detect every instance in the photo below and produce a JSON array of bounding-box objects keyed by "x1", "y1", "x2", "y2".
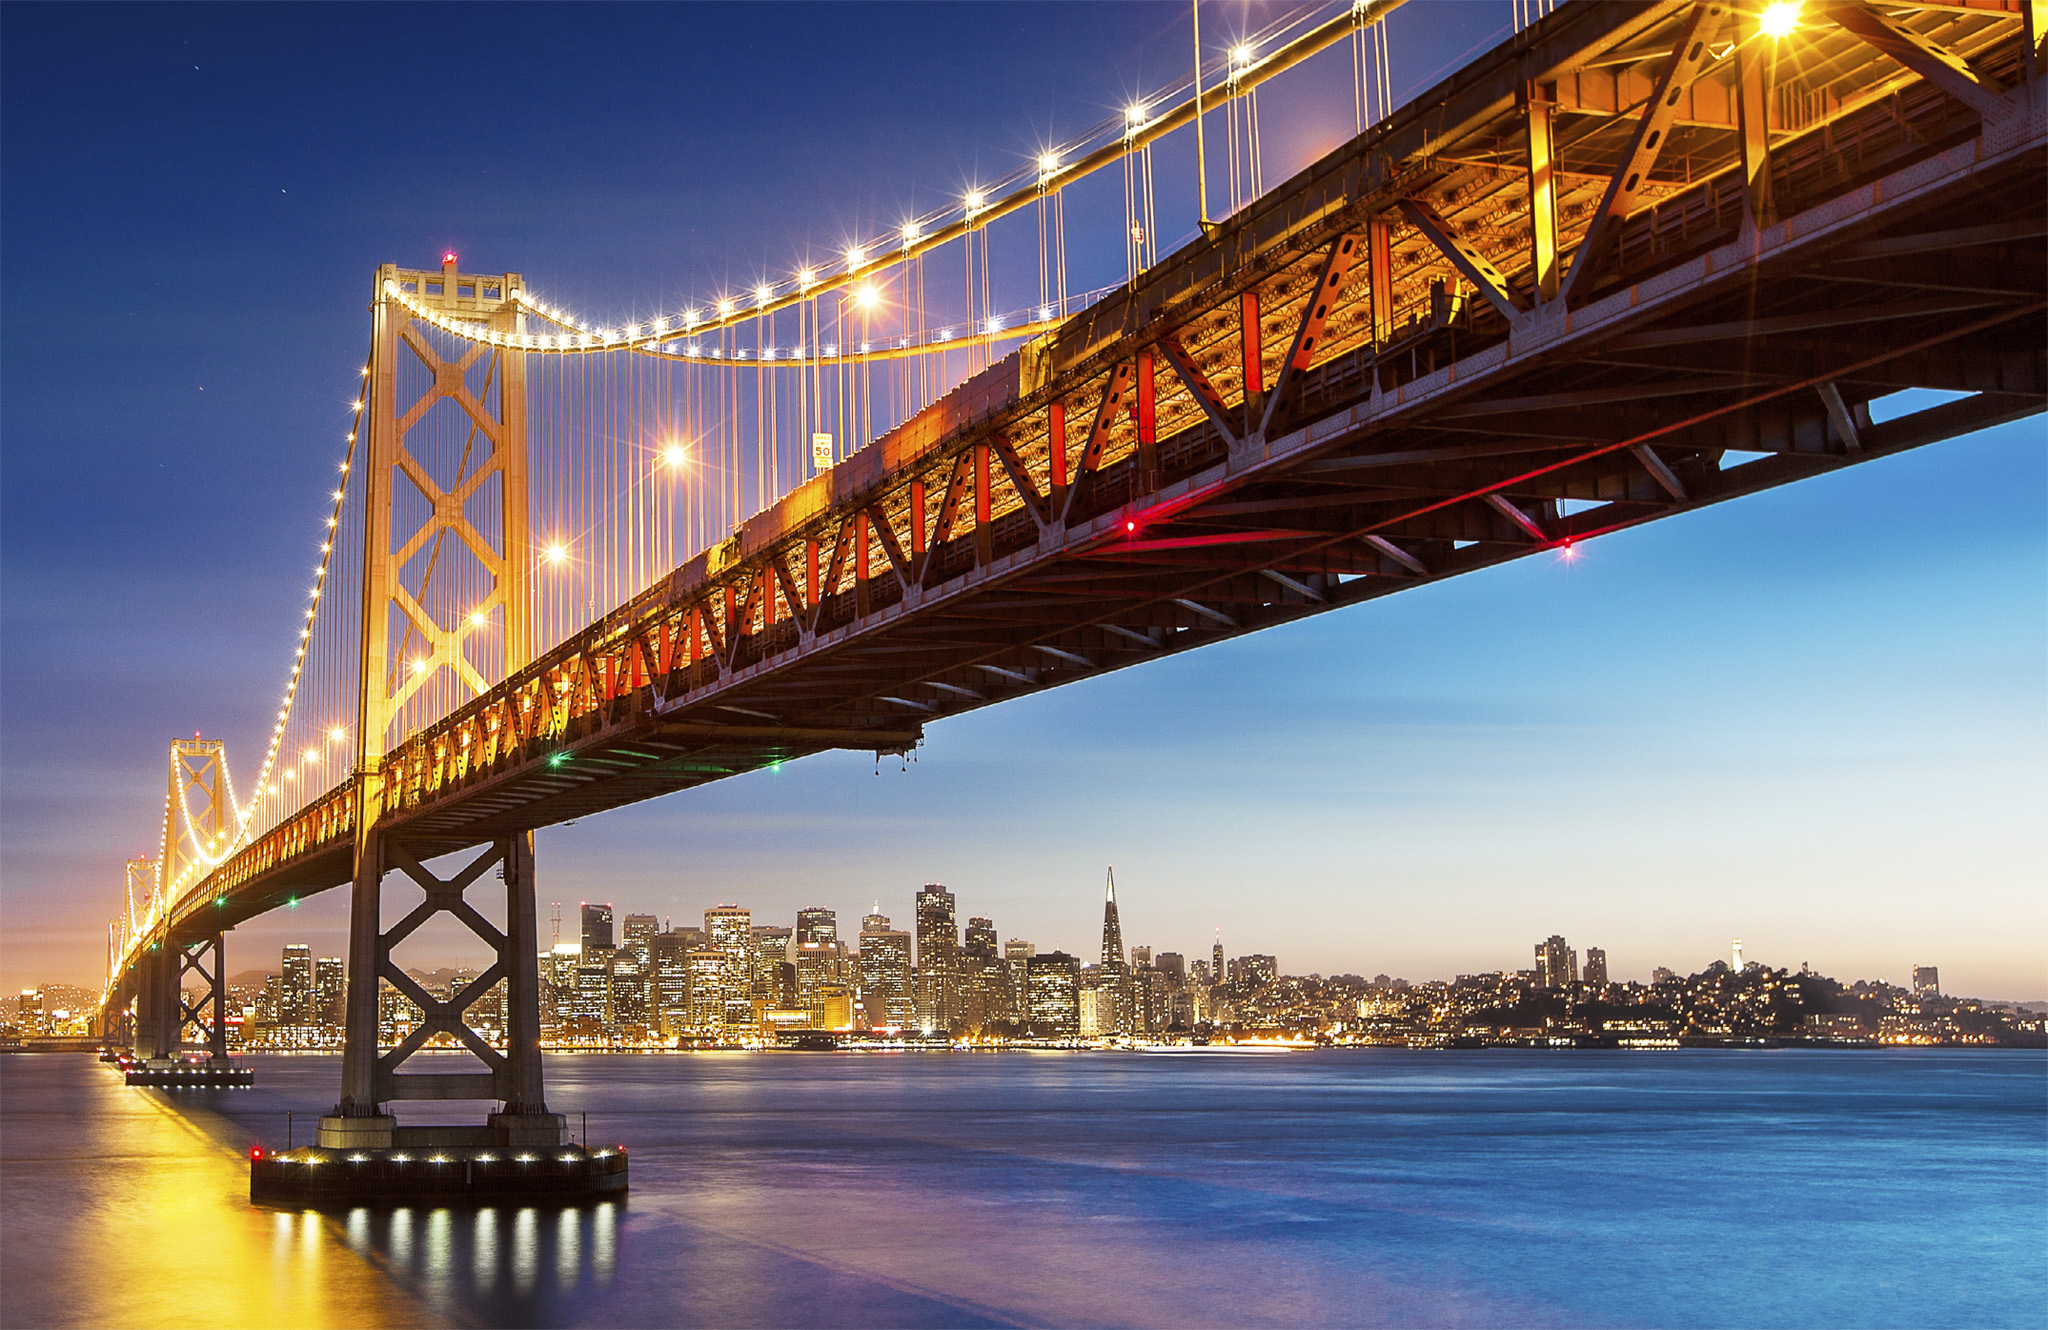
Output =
[{"x1": 3, "y1": 2, "x2": 2042, "y2": 1002}]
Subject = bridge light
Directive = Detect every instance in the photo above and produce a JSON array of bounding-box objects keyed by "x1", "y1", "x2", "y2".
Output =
[
  {"x1": 468, "y1": 610, "x2": 487, "y2": 628},
  {"x1": 543, "y1": 543, "x2": 567, "y2": 565},
  {"x1": 844, "y1": 245, "x2": 864, "y2": 268},
  {"x1": 754, "y1": 284, "x2": 773, "y2": 306},
  {"x1": 1039, "y1": 151, "x2": 1060, "y2": 176},
  {"x1": 329, "y1": 727, "x2": 343, "y2": 743},
  {"x1": 1759, "y1": 1, "x2": 1799, "y2": 38},
  {"x1": 964, "y1": 189, "x2": 985, "y2": 212},
  {"x1": 548, "y1": 752, "x2": 566, "y2": 768},
  {"x1": 853, "y1": 284, "x2": 879, "y2": 311},
  {"x1": 662, "y1": 443, "x2": 687, "y2": 466},
  {"x1": 1231, "y1": 44, "x2": 1252, "y2": 70},
  {"x1": 409, "y1": 657, "x2": 427, "y2": 674},
  {"x1": 901, "y1": 220, "x2": 921, "y2": 244},
  {"x1": 1125, "y1": 520, "x2": 1137, "y2": 533},
  {"x1": 1126, "y1": 102, "x2": 1147, "y2": 126},
  {"x1": 797, "y1": 267, "x2": 816, "y2": 288}
]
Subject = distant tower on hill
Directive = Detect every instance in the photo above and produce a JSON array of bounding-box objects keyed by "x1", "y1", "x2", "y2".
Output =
[{"x1": 1732, "y1": 938, "x2": 1744, "y2": 970}]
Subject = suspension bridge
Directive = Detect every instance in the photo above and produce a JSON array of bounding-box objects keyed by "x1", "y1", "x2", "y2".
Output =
[{"x1": 97, "y1": 0, "x2": 2044, "y2": 1190}]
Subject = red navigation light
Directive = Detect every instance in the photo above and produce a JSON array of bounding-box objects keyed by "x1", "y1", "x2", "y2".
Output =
[
  {"x1": 1124, "y1": 520, "x2": 1136, "y2": 533},
  {"x1": 250, "y1": 1146, "x2": 264, "y2": 1160},
  {"x1": 443, "y1": 251, "x2": 457, "y2": 265}
]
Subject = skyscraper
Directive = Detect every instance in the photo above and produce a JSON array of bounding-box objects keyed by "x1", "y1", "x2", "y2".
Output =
[
  {"x1": 704, "y1": 905, "x2": 753, "y2": 1033},
  {"x1": 795, "y1": 907, "x2": 838, "y2": 947},
  {"x1": 862, "y1": 903, "x2": 890, "y2": 934},
  {"x1": 1535, "y1": 935, "x2": 1577, "y2": 989},
  {"x1": 915, "y1": 884, "x2": 958, "y2": 1032},
  {"x1": 581, "y1": 902, "x2": 614, "y2": 956},
  {"x1": 622, "y1": 913, "x2": 660, "y2": 961},
  {"x1": 1154, "y1": 951, "x2": 1186, "y2": 984},
  {"x1": 281, "y1": 944, "x2": 313, "y2": 1026},
  {"x1": 1212, "y1": 932, "x2": 1225, "y2": 989},
  {"x1": 314, "y1": 956, "x2": 345, "y2": 1027},
  {"x1": 1100, "y1": 869, "x2": 1125, "y2": 968},
  {"x1": 752, "y1": 925, "x2": 794, "y2": 1006},
  {"x1": 650, "y1": 930, "x2": 692, "y2": 1031},
  {"x1": 1912, "y1": 964, "x2": 1940, "y2": 997},
  {"x1": 1582, "y1": 947, "x2": 1608, "y2": 989},
  {"x1": 857, "y1": 924, "x2": 914, "y2": 1029},
  {"x1": 1025, "y1": 951, "x2": 1080, "y2": 1037}
]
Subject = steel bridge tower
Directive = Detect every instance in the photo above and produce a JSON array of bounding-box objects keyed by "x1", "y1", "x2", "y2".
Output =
[
  {"x1": 320, "y1": 257, "x2": 563, "y2": 1150},
  {"x1": 132, "y1": 740, "x2": 235, "y2": 1066}
]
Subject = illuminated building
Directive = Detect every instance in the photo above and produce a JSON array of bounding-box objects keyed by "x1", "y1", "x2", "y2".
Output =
[
  {"x1": 1025, "y1": 951, "x2": 1080, "y2": 1038},
  {"x1": 611, "y1": 948, "x2": 650, "y2": 1029},
  {"x1": 1732, "y1": 937, "x2": 1745, "y2": 970},
  {"x1": 857, "y1": 925, "x2": 913, "y2": 1028},
  {"x1": 622, "y1": 913, "x2": 659, "y2": 962},
  {"x1": 704, "y1": 904, "x2": 753, "y2": 1032},
  {"x1": 569, "y1": 961, "x2": 611, "y2": 1024},
  {"x1": 581, "y1": 902, "x2": 614, "y2": 955},
  {"x1": 1232, "y1": 954, "x2": 1277, "y2": 990},
  {"x1": 281, "y1": 944, "x2": 313, "y2": 1025},
  {"x1": 861, "y1": 903, "x2": 890, "y2": 934},
  {"x1": 796, "y1": 907, "x2": 837, "y2": 947},
  {"x1": 1582, "y1": 947, "x2": 1609, "y2": 989},
  {"x1": 1913, "y1": 965, "x2": 1940, "y2": 997},
  {"x1": 1155, "y1": 951, "x2": 1186, "y2": 984},
  {"x1": 959, "y1": 916, "x2": 1002, "y2": 1031},
  {"x1": 1130, "y1": 945, "x2": 1151, "y2": 969},
  {"x1": 816, "y1": 982, "x2": 853, "y2": 1030},
  {"x1": 795, "y1": 940, "x2": 837, "y2": 1022},
  {"x1": 649, "y1": 931, "x2": 691, "y2": 1032},
  {"x1": 1079, "y1": 982, "x2": 1116, "y2": 1037},
  {"x1": 753, "y1": 925, "x2": 794, "y2": 1006},
  {"x1": 1212, "y1": 934, "x2": 1225, "y2": 988},
  {"x1": 915, "y1": 884, "x2": 957, "y2": 1032},
  {"x1": 1100, "y1": 872, "x2": 1124, "y2": 967},
  {"x1": 1535, "y1": 936, "x2": 1577, "y2": 989},
  {"x1": 314, "y1": 956, "x2": 345, "y2": 1026},
  {"x1": 685, "y1": 948, "x2": 727, "y2": 1033}
]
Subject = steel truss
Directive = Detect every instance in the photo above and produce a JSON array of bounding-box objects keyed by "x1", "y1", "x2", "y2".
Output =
[{"x1": 109, "y1": 1, "x2": 2046, "y2": 1028}]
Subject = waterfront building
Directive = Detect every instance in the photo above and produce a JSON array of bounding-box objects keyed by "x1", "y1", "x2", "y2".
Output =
[
  {"x1": 581, "y1": 902, "x2": 614, "y2": 956},
  {"x1": 704, "y1": 905, "x2": 754, "y2": 1032},
  {"x1": 1535, "y1": 935, "x2": 1577, "y2": 989},
  {"x1": 1025, "y1": 951, "x2": 1081, "y2": 1038},
  {"x1": 1582, "y1": 947, "x2": 1609, "y2": 989},
  {"x1": 570, "y1": 962, "x2": 612, "y2": 1025},
  {"x1": 857, "y1": 925, "x2": 914, "y2": 1028},
  {"x1": 1913, "y1": 965, "x2": 1940, "y2": 997},
  {"x1": 916, "y1": 884, "x2": 958, "y2": 1032}
]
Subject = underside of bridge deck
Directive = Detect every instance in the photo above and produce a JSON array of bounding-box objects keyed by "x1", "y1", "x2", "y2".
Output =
[{"x1": 116, "y1": 0, "x2": 2045, "y2": 1007}]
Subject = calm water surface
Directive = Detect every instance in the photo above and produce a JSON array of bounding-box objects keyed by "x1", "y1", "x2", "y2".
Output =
[{"x1": 3, "y1": 1049, "x2": 2042, "y2": 1328}]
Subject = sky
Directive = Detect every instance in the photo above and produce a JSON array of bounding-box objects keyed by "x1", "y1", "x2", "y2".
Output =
[{"x1": 2, "y1": 2, "x2": 2042, "y2": 1000}]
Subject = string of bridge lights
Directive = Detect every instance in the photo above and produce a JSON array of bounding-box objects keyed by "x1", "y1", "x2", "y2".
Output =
[
  {"x1": 382, "y1": 0, "x2": 1384, "y2": 359},
  {"x1": 142, "y1": 363, "x2": 368, "y2": 930},
  {"x1": 111, "y1": 0, "x2": 1403, "y2": 984}
]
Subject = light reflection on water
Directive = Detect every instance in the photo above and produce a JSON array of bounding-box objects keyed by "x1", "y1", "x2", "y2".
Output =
[
  {"x1": 321, "y1": 1200, "x2": 620, "y2": 1319},
  {"x1": 4, "y1": 1050, "x2": 2044, "y2": 1327}
]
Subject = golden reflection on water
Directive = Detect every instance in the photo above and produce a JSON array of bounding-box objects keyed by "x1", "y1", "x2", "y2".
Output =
[
  {"x1": 1, "y1": 1069, "x2": 424, "y2": 1328},
  {"x1": 3, "y1": 1062, "x2": 627, "y2": 1328}
]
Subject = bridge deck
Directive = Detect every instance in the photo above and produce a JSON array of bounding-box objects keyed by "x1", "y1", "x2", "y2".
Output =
[{"x1": 140, "y1": 0, "x2": 2044, "y2": 968}]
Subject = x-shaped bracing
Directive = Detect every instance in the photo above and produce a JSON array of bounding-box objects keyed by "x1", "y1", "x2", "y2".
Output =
[{"x1": 373, "y1": 840, "x2": 512, "y2": 1093}]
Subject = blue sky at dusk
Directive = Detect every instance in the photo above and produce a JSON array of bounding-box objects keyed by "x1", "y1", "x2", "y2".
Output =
[{"x1": 2, "y1": 3, "x2": 2041, "y2": 998}]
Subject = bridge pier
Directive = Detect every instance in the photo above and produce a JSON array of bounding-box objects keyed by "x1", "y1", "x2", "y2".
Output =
[{"x1": 319, "y1": 828, "x2": 566, "y2": 1151}]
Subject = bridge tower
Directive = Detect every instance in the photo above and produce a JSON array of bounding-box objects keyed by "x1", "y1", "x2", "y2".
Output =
[
  {"x1": 322, "y1": 258, "x2": 562, "y2": 1149},
  {"x1": 135, "y1": 740, "x2": 235, "y2": 1064}
]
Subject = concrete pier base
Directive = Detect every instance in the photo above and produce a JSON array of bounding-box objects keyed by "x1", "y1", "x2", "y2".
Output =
[{"x1": 250, "y1": 1143, "x2": 627, "y2": 1206}]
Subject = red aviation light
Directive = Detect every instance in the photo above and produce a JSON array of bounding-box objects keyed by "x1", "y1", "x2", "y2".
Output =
[
  {"x1": 442, "y1": 251, "x2": 458, "y2": 265},
  {"x1": 250, "y1": 1145, "x2": 264, "y2": 1160},
  {"x1": 1125, "y1": 520, "x2": 1137, "y2": 533}
]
